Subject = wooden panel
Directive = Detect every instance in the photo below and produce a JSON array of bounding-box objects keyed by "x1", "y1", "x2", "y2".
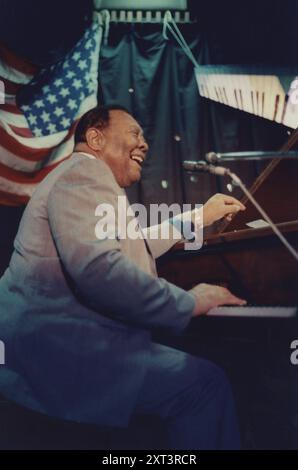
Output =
[{"x1": 157, "y1": 228, "x2": 298, "y2": 305}]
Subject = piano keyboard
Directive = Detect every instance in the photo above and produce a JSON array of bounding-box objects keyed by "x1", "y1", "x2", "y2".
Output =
[
  {"x1": 195, "y1": 65, "x2": 298, "y2": 129},
  {"x1": 207, "y1": 306, "x2": 297, "y2": 318}
]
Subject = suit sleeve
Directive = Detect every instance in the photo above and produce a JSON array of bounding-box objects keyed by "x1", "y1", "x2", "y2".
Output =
[
  {"x1": 47, "y1": 159, "x2": 194, "y2": 333},
  {"x1": 141, "y1": 220, "x2": 184, "y2": 259},
  {"x1": 142, "y1": 211, "x2": 201, "y2": 259}
]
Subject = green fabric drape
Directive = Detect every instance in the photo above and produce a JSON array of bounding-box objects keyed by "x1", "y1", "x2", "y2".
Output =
[
  {"x1": 99, "y1": 24, "x2": 288, "y2": 209},
  {"x1": 100, "y1": 25, "x2": 210, "y2": 208}
]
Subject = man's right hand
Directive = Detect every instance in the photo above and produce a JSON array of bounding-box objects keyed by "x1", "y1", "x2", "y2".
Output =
[
  {"x1": 189, "y1": 283, "x2": 246, "y2": 316},
  {"x1": 202, "y1": 193, "x2": 246, "y2": 227}
]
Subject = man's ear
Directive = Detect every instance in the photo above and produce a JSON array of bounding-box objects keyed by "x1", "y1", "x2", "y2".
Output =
[{"x1": 85, "y1": 128, "x2": 106, "y2": 151}]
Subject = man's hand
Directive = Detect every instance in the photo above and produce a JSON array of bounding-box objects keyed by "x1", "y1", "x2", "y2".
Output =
[
  {"x1": 189, "y1": 283, "x2": 246, "y2": 316},
  {"x1": 200, "y1": 193, "x2": 246, "y2": 227}
]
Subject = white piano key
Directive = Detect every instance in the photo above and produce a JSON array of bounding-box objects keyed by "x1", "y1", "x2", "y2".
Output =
[{"x1": 208, "y1": 306, "x2": 297, "y2": 318}]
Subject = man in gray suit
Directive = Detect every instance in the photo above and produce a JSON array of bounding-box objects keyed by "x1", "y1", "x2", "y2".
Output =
[{"x1": 0, "y1": 105, "x2": 246, "y2": 449}]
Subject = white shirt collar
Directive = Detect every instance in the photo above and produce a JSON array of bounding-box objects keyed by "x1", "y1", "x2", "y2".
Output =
[{"x1": 78, "y1": 151, "x2": 97, "y2": 160}]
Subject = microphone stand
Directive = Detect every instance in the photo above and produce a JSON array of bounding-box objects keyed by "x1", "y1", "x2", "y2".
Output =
[
  {"x1": 183, "y1": 160, "x2": 298, "y2": 262},
  {"x1": 217, "y1": 166, "x2": 298, "y2": 262}
]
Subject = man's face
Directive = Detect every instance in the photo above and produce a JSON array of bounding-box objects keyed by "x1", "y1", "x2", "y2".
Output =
[{"x1": 99, "y1": 110, "x2": 148, "y2": 188}]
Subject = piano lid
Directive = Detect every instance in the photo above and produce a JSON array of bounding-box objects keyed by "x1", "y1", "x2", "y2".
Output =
[{"x1": 195, "y1": 65, "x2": 298, "y2": 129}]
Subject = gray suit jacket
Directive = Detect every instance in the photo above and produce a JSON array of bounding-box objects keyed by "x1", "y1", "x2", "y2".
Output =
[{"x1": 0, "y1": 153, "x2": 194, "y2": 426}]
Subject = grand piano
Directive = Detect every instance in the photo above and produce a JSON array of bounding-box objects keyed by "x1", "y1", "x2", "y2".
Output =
[
  {"x1": 155, "y1": 67, "x2": 298, "y2": 448},
  {"x1": 157, "y1": 66, "x2": 298, "y2": 310}
]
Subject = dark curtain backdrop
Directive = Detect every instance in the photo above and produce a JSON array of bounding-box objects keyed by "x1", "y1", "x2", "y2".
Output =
[
  {"x1": 99, "y1": 24, "x2": 211, "y2": 209},
  {"x1": 99, "y1": 23, "x2": 290, "y2": 210}
]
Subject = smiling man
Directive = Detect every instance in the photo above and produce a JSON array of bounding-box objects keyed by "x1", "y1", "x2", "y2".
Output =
[
  {"x1": 0, "y1": 105, "x2": 246, "y2": 450},
  {"x1": 74, "y1": 105, "x2": 148, "y2": 187}
]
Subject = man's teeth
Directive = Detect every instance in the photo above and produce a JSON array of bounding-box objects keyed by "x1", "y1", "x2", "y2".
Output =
[{"x1": 131, "y1": 156, "x2": 143, "y2": 164}]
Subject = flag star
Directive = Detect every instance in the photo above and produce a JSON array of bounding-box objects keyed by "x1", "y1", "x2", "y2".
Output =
[
  {"x1": 35, "y1": 99, "x2": 44, "y2": 108},
  {"x1": 87, "y1": 81, "x2": 95, "y2": 93},
  {"x1": 47, "y1": 94, "x2": 57, "y2": 104},
  {"x1": 73, "y1": 79, "x2": 82, "y2": 90},
  {"x1": 73, "y1": 52, "x2": 81, "y2": 61},
  {"x1": 43, "y1": 85, "x2": 50, "y2": 93},
  {"x1": 85, "y1": 40, "x2": 92, "y2": 50},
  {"x1": 33, "y1": 127, "x2": 43, "y2": 137},
  {"x1": 41, "y1": 111, "x2": 50, "y2": 122},
  {"x1": 47, "y1": 123, "x2": 57, "y2": 133},
  {"x1": 61, "y1": 117, "x2": 71, "y2": 128},
  {"x1": 63, "y1": 61, "x2": 70, "y2": 70},
  {"x1": 54, "y1": 78, "x2": 63, "y2": 87},
  {"x1": 66, "y1": 70, "x2": 75, "y2": 79},
  {"x1": 54, "y1": 107, "x2": 64, "y2": 117},
  {"x1": 67, "y1": 99, "x2": 77, "y2": 110},
  {"x1": 28, "y1": 114, "x2": 37, "y2": 125},
  {"x1": 60, "y1": 87, "x2": 70, "y2": 97},
  {"x1": 79, "y1": 92, "x2": 85, "y2": 101},
  {"x1": 22, "y1": 105, "x2": 30, "y2": 111},
  {"x1": 78, "y1": 59, "x2": 87, "y2": 70}
]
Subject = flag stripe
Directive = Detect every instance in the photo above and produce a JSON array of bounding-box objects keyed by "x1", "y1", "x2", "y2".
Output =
[
  {"x1": 0, "y1": 44, "x2": 37, "y2": 76},
  {"x1": 0, "y1": 189, "x2": 30, "y2": 206},
  {"x1": 0, "y1": 135, "x2": 75, "y2": 170},
  {"x1": 0, "y1": 118, "x2": 68, "y2": 148},
  {"x1": 0, "y1": 145, "x2": 49, "y2": 171},
  {"x1": 0, "y1": 103, "x2": 23, "y2": 114},
  {"x1": 0, "y1": 76, "x2": 22, "y2": 95},
  {"x1": 0, "y1": 125, "x2": 59, "y2": 160},
  {"x1": 7, "y1": 125, "x2": 33, "y2": 138},
  {"x1": 0, "y1": 156, "x2": 70, "y2": 184},
  {"x1": 0, "y1": 108, "x2": 29, "y2": 127},
  {"x1": 0, "y1": 124, "x2": 75, "y2": 161},
  {"x1": 0, "y1": 57, "x2": 33, "y2": 84}
]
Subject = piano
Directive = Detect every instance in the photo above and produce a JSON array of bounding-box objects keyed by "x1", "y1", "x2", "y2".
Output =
[
  {"x1": 157, "y1": 67, "x2": 298, "y2": 312},
  {"x1": 157, "y1": 142, "x2": 298, "y2": 308}
]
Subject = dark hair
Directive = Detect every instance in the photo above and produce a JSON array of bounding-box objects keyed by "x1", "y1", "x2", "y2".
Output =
[{"x1": 74, "y1": 104, "x2": 131, "y2": 144}]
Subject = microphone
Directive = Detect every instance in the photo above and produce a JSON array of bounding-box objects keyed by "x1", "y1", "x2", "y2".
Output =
[
  {"x1": 183, "y1": 160, "x2": 229, "y2": 176},
  {"x1": 183, "y1": 160, "x2": 209, "y2": 172},
  {"x1": 206, "y1": 152, "x2": 220, "y2": 164}
]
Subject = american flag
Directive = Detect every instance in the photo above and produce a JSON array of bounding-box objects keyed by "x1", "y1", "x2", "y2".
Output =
[{"x1": 0, "y1": 14, "x2": 103, "y2": 206}]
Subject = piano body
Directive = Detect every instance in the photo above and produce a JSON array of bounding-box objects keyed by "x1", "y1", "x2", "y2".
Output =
[
  {"x1": 157, "y1": 67, "x2": 298, "y2": 310},
  {"x1": 157, "y1": 148, "x2": 298, "y2": 307}
]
